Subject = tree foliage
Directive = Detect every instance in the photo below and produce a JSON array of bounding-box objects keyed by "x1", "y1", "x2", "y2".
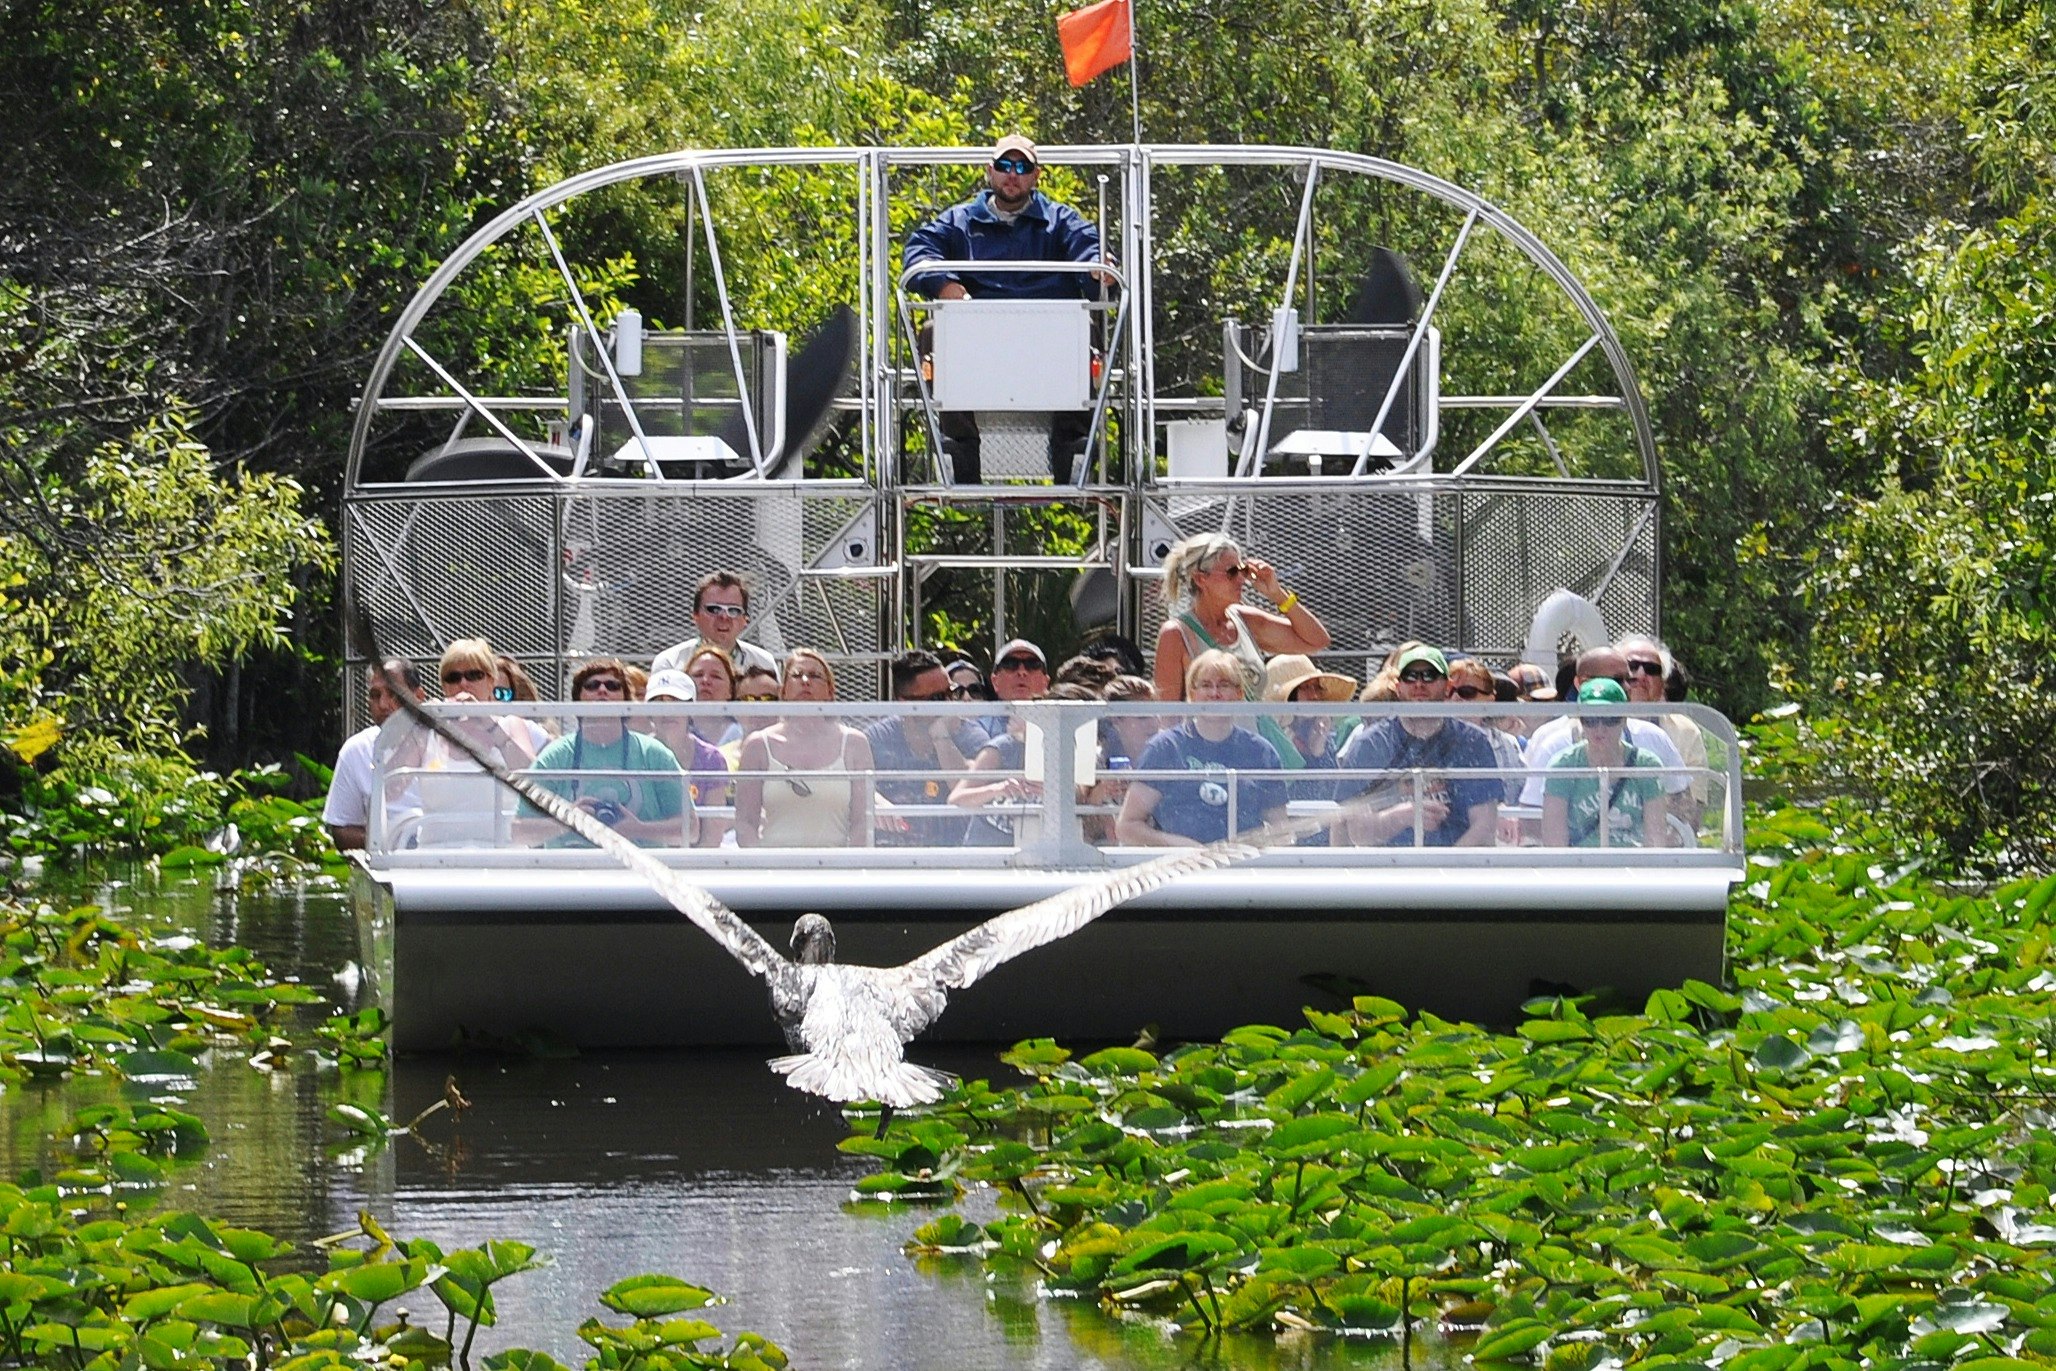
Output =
[
  {"x1": 0, "y1": 408, "x2": 331, "y2": 776},
  {"x1": 1794, "y1": 195, "x2": 2056, "y2": 868},
  {"x1": 5, "y1": 0, "x2": 2053, "y2": 862}
]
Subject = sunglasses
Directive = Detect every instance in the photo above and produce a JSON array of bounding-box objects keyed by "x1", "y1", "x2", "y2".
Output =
[
  {"x1": 581, "y1": 678, "x2": 627, "y2": 695},
  {"x1": 901, "y1": 690, "x2": 949, "y2": 703},
  {"x1": 442, "y1": 667, "x2": 490, "y2": 685},
  {"x1": 1452, "y1": 684, "x2": 1492, "y2": 699},
  {"x1": 1213, "y1": 562, "x2": 1254, "y2": 579},
  {"x1": 785, "y1": 777, "x2": 813, "y2": 797},
  {"x1": 698, "y1": 603, "x2": 747, "y2": 619},
  {"x1": 1625, "y1": 660, "x2": 1665, "y2": 678},
  {"x1": 996, "y1": 656, "x2": 1043, "y2": 672},
  {"x1": 740, "y1": 692, "x2": 779, "y2": 702},
  {"x1": 786, "y1": 669, "x2": 830, "y2": 684},
  {"x1": 1398, "y1": 669, "x2": 1445, "y2": 684},
  {"x1": 991, "y1": 157, "x2": 1036, "y2": 174}
]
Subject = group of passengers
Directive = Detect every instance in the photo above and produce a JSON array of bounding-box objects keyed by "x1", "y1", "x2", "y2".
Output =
[{"x1": 325, "y1": 544, "x2": 1713, "y2": 854}]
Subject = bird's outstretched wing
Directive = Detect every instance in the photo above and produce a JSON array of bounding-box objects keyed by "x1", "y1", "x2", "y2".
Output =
[
  {"x1": 351, "y1": 608, "x2": 792, "y2": 988},
  {"x1": 893, "y1": 829, "x2": 1277, "y2": 1038}
]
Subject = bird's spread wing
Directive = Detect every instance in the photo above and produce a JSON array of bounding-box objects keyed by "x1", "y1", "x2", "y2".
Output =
[
  {"x1": 352, "y1": 608, "x2": 791, "y2": 988},
  {"x1": 895, "y1": 828, "x2": 1281, "y2": 1036}
]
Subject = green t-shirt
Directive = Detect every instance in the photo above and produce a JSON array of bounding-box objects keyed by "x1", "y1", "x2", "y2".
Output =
[
  {"x1": 1544, "y1": 741, "x2": 1663, "y2": 847},
  {"x1": 526, "y1": 728, "x2": 687, "y2": 847}
]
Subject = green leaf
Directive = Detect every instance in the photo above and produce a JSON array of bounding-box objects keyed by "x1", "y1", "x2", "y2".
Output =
[{"x1": 598, "y1": 1274, "x2": 721, "y2": 1317}]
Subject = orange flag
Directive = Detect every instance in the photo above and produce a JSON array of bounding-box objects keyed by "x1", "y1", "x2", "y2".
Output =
[{"x1": 1057, "y1": 0, "x2": 1132, "y2": 86}]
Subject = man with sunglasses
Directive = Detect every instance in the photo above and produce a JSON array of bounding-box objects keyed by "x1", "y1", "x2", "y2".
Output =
[
  {"x1": 865, "y1": 650, "x2": 986, "y2": 846},
  {"x1": 1336, "y1": 645, "x2": 1500, "y2": 848},
  {"x1": 903, "y1": 134, "x2": 1109, "y2": 483},
  {"x1": 1516, "y1": 642, "x2": 1691, "y2": 821},
  {"x1": 522, "y1": 659, "x2": 691, "y2": 848},
  {"x1": 652, "y1": 570, "x2": 777, "y2": 678},
  {"x1": 1617, "y1": 633, "x2": 1707, "y2": 831}
]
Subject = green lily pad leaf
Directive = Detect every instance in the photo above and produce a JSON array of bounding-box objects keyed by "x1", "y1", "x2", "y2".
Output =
[
  {"x1": 177, "y1": 1291, "x2": 259, "y2": 1327},
  {"x1": 1333, "y1": 1295, "x2": 1401, "y2": 1330},
  {"x1": 1265, "y1": 1066, "x2": 1336, "y2": 1114},
  {"x1": 123, "y1": 1282, "x2": 215, "y2": 1320},
  {"x1": 1752, "y1": 1035, "x2": 1811, "y2": 1071},
  {"x1": 1080, "y1": 1046, "x2": 1158, "y2": 1076},
  {"x1": 1122, "y1": 1105, "x2": 1189, "y2": 1131},
  {"x1": 158, "y1": 845, "x2": 228, "y2": 870},
  {"x1": 1256, "y1": 1246, "x2": 1340, "y2": 1278},
  {"x1": 1472, "y1": 1318, "x2": 1553, "y2": 1360},
  {"x1": 1113, "y1": 1231, "x2": 1240, "y2": 1274},
  {"x1": 108, "y1": 1150, "x2": 167, "y2": 1184},
  {"x1": 1268, "y1": 1113, "x2": 1355, "y2": 1153},
  {"x1": 1612, "y1": 1234, "x2": 1688, "y2": 1267},
  {"x1": 1645, "y1": 987, "x2": 1691, "y2": 1022},
  {"x1": 1517, "y1": 1018, "x2": 1594, "y2": 1043},
  {"x1": 23, "y1": 1323, "x2": 131, "y2": 1352},
  {"x1": 482, "y1": 1351, "x2": 576, "y2": 1371},
  {"x1": 1872, "y1": 1222, "x2": 1933, "y2": 1246},
  {"x1": 320, "y1": 1258, "x2": 429, "y2": 1303},
  {"x1": 598, "y1": 1275, "x2": 721, "y2": 1317},
  {"x1": 999, "y1": 1039, "x2": 1071, "y2": 1074}
]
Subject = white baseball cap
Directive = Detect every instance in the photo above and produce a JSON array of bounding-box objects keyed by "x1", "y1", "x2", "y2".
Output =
[{"x1": 645, "y1": 669, "x2": 697, "y2": 701}]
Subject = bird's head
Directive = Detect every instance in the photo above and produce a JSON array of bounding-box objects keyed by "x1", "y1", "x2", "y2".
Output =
[{"x1": 790, "y1": 913, "x2": 837, "y2": 964}]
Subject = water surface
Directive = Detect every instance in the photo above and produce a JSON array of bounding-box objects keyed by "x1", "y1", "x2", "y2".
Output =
[{"x1": 2, "y1": 870, "x2": 1421, "y2": 1369}]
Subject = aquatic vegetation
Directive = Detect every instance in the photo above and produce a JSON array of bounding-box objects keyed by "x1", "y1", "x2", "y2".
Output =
[
  {"x1": 875, "y1": 808, "x2": 2056, "y2": 1361},
  {"x1": 2, "y1": 757, "x2": 339, "y2": 882},
  {"x1": 0, "y1": 894, "x2": 333, "y2": 1087},
  {"x1": 0, "y1": 1194, "x2": 787, "y2": 1370}
]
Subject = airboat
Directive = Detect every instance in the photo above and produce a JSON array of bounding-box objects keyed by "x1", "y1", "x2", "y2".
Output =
[{"x1": 342, "y1": 143, "x2": 1745, "y2": 1050}]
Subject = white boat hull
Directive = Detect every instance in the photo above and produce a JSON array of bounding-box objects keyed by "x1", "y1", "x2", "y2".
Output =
[{"x1": 353, "y1": 861, "x2": 1730, "y2": 1049}]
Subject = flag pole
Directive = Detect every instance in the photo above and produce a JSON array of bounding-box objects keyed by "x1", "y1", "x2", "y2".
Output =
[{"x1": 1127, "y1": 0, "x2": 1143, "y2": 144}]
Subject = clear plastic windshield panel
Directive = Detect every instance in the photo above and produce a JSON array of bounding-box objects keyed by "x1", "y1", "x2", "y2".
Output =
[{"x1": 367, "y1": 700, "x2": 1741, "y2": 867}]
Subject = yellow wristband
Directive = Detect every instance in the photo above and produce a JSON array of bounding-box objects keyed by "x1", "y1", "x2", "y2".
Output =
[{"x1": 1277, "y1": 591, "x2": 1299, "y2": 614}]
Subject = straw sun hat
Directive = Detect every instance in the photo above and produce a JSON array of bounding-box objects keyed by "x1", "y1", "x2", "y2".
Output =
[{"x1": 1263, "y1": 654, "x2": 1355, "y2": 703}]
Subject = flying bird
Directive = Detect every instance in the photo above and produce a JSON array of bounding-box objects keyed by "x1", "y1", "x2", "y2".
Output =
[{"x1": 359, "y1": 638, "x2": 1281, "y2": 1111}]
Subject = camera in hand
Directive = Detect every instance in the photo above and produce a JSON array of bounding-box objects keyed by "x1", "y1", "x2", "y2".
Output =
[{"x1": 589, "y1": 799, "x2": 625, "y2": 827}]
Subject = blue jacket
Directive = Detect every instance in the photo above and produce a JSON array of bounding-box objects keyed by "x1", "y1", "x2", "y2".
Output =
[{"x1": 903, "y1": 190, "x2": 1107, "y2": 300}]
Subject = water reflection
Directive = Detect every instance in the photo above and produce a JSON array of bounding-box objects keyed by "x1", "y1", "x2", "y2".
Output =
[{"x1": 0, "y1": 871, "x2": 1421, "y2": 1369}]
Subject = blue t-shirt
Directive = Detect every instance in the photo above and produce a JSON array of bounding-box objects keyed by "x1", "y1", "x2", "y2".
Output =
[
  {"x1": 864, "y1": 716, "x2": 987, "y2": 846},
  {"x1": 1335, "y1": 717, "x2": 1499, "y2": 847},
  {"x1": 1134, "y1": 723, "x2": 1286, "y2": 844},
  {"x1": 963, "y1": 731, "x2": 1025, "y2": 847}
]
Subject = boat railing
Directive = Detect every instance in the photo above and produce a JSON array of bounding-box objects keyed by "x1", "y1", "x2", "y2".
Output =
[{"x1": 365, "y1": 699, "x2": 1743, "y2": 875}]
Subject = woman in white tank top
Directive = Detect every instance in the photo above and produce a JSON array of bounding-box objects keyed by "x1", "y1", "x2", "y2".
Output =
[{"x1": 735, "y1": 648, "x2": 874, "y2": 847}]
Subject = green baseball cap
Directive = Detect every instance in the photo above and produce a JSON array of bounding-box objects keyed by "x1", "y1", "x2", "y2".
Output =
[
  {"x1": 1394, "y1": 645, "x2": 1448, "y2": 676},
  {"x1": 1577, "y1": 677, "x2": 1629, "y2": 706}
]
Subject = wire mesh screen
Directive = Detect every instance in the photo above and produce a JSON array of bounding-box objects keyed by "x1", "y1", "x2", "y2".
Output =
[
  {"x1": 1460, "y1": 488, "x2": 1657, "y2": 655},
  {"x1": 1133, "y1": 484, "x2": 1658, "y2": 680},
  {"x1": 343, "y1": 485, "x2": 887, "y2": 713},
  {"x1": 347, "y1": 492, "x2": 561, "y2": 663},
  {"x1": 1136, "y1": 487, "x2": 1460, "y2": 682}
]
